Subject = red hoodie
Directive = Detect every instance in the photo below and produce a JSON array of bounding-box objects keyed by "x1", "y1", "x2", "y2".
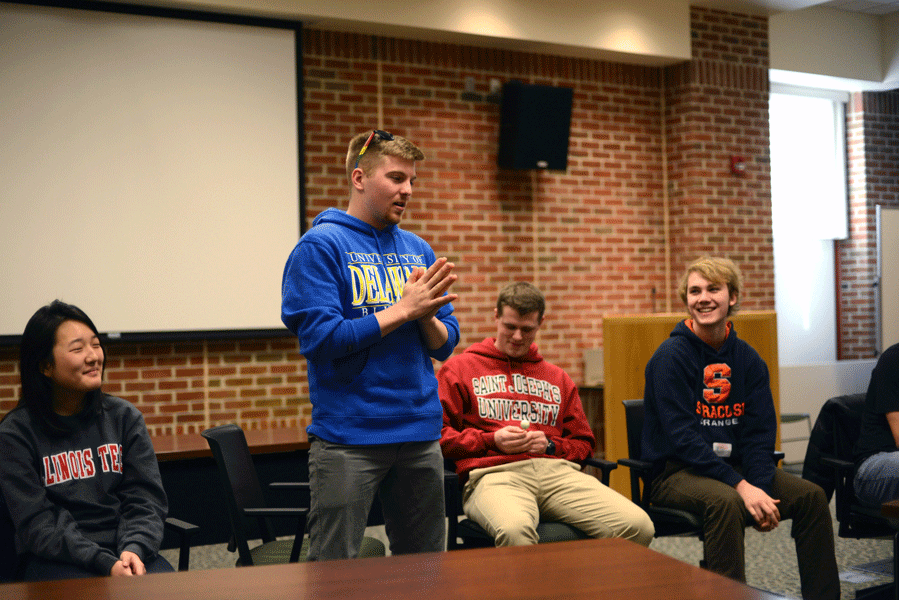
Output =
[{"x1": 438, "y1": 337, "x2": 595, "y2": 482}]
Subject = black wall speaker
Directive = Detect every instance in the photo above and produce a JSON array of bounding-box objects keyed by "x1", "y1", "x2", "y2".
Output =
[{"x1": 497, "y1": 81, "x2": 573, "y2": 171}]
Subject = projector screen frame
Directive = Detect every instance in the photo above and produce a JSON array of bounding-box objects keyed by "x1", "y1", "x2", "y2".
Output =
[{"x1": 0, "y1": 0, "x2": 306, "y2": 346}]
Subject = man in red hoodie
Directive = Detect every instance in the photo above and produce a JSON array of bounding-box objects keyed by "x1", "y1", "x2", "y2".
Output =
[{"x1": 438, "y1": 282, "x2": 653, "y2": 546}]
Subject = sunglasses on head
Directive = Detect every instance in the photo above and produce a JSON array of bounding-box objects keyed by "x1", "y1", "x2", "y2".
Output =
[{"x1": 354, "y1": 130, "x2": 394, "y2": 170}]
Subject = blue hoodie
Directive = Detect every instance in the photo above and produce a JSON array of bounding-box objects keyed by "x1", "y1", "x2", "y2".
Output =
[
  {"x1": 642, "y1": 320, "x2": 777, "y2": 493},
  {"x1": 281, "y1": 208, "x2": 459, "y2": 445}
]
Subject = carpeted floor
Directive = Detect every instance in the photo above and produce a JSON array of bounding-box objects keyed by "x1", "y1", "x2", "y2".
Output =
[
  {"x1": 648, "y1": 504, "x2": 895, "y2": 600},
  {"x1": 161, "y1": 500, "x2": 895, "y2": 600}
]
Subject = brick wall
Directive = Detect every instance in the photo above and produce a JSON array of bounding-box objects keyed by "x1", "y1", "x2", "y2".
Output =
[
  {"x1": 0, "y1": 6, "x2": 830, "y2": 435},
  {"x1": 666, "y1": 9, "x2": 774, "y2": 309},
  {"x1": 839, "y1": 90, "x2": 899, "y2": 358},
  {"x1": 304, "y1": 30, "x2": 669, "y2": 386},
  {"x1": 0, "y1": 337, "x2": 307, "y2": 435}
]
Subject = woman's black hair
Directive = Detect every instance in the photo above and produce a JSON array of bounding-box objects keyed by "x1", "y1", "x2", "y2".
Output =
[{"x1": 13, "y1": 300, "x2": 106, "y2": 435}]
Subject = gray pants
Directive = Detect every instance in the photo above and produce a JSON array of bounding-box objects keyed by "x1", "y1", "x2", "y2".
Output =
[{"x1": 306, "y1": 436, "x2": 446, "y2": 561}]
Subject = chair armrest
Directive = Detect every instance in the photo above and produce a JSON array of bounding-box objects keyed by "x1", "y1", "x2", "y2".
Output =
[
  {"x1": 820, "y1": 454, "x2": 856, "y2": 527},
  {"x1": 617, "y1": 458, "x2": 654, "y2": 506},
  {"x1": 269, "y1": 482, "x2": 310, "y2": 491},
  {"x1": 243, "y1": 507, "x2": 309, "y2": 519},
  {"x1": 443, "y1": 469, "x2": 461, "y2": 514},
  {"x1": 444, "y1": 468, "x2": 462, "y2": 550},
  {"x1": 821, "y1": 456, "x2": 854, "y2": 472},
  {"x1": 582, "y1": 457, "x2": 617, "y2": 486},
  {"x1": 164, "y1": 517, "x2": 200, "y2": 571},
  {"x1": 617, "y1": 458, "x2": 653, "y2": 474}
]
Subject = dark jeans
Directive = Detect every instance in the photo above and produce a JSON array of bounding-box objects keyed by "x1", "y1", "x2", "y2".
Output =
[
  {"x1": 651, "y1": 462, "x2": 839, "y2": 600},
  {"x1": 854, "y1": 451, "x2": 899, "y2": 507},
  {"x1": 21, "y1": 552, "x2": 174, "y2": 581}
]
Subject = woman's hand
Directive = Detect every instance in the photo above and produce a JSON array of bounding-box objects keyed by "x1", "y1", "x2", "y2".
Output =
[{"x1": 110, "y1": 551, "x2": 146, "y2": 576}]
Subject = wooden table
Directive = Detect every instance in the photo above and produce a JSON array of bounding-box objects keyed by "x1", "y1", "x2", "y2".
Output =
[
  {"x1": 0, "y1": 538, "x2": 782, "y2": 600},
  {"x1": 882, "y1": 499, "x2": 899, "y2": 520},
  {"x1": 152, "y1": 427, "x2": 309, "y2": 462}
]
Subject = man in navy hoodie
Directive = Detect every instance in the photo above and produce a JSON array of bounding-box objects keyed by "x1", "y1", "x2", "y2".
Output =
[
  {"x1": 281, "y1": 130, "x2": 460, "y2": 560},
  {"x1": 642, "y1": 256, "x2": 838, "y2": 600}
]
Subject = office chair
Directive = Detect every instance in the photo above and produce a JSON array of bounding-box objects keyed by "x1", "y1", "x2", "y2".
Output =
[
  {"x1": 618, "y1": 400, "x2": 706, "y2": 552},
  {"x1": 202, "y1": 424, "x2": 385, "y2": 566},
  {"x1": 161, "y1": 517, "x2": 200, "y2": 571},
  {"x1": 445, "y1": 456, "x2": 618, "y2": 549},
  {"x1": 817, "y1": 394, "x2": 899, "y2": 600},
  {"x1": 0, "y1": 492, "x2": 19, "y2": 582}
]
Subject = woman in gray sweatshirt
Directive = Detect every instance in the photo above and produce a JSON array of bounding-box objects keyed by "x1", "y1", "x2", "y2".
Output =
[{"x1": 0, "y1": 300, "x2": 171, "y2": 581}]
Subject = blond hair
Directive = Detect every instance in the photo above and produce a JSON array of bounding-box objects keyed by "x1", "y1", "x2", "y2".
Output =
[
  {"x1": 679, "y1": 256, "x2": 742, "y2": 315},
  {"x1": 345, "y1": 131, "x2": 425, "y2": 182}
]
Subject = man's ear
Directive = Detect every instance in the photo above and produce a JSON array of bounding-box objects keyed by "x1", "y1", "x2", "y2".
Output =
[{"x1": 350, "y1": 167, "x2": 365, "y2": 191}]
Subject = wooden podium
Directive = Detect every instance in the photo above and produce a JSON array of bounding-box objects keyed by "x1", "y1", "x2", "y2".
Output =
[{"x1": 601, "y1": 311, "x2": 780, "y2": 496}]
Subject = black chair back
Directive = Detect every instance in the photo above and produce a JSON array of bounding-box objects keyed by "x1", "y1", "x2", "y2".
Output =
[
  {"x1": 0, "y1": 492, "x2": 19, "y2": 582},
  {"x1": 201, "y1": 424, "x2": 273, "y2": 564},
  {"x1": 620, "y1": 399, "x2": 704, "y2": 539},
  {"x1": 622, "y1": 399, "x2": 648, "y2": 503},
  {"x1": 816, "y1": 393, "x2": 894, "y2": 538}
]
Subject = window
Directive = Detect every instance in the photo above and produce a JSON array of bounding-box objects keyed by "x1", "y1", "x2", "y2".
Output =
[{"x1": 769, "y1": 86, "x2": 848, "y2": 365}]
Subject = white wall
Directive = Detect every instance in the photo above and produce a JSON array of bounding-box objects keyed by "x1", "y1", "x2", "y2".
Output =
[
  {"x1": 884, "y1": 14, "x2": 899, "y2": 90},
  {"x1": 114, "y1": 0, "x2": 692, "y2": 65},
  {"x1": 770, "y1": 7, "x2": 883, "y2": 82},
  {"x1": 778, "y1": 360, "x2": 875, "y2": 463},
  {"x1": 102, "y1": 0, "x2": 899, "y2": 85}
]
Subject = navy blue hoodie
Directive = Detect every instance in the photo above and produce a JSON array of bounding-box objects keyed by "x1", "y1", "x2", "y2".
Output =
[
  {"x1": 281, "y1": 208, "x2": 459, "y2": 445},
  {"x1": 642, "y1": 320, "x2": 777, "y2": 493}
]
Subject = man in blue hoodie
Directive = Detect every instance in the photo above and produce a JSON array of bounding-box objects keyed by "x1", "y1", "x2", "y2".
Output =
[
  {"x1": 281, "y1": 130, "x2": 460, "y2": 560},
  {"x1": 642, "y1": 257, "x2": 838, "y2": 600}
]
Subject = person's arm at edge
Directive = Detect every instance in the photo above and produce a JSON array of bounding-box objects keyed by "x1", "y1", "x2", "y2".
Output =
[
  {"x1": 886, "y1": 412, "x2": 899, "y2": 447},
  {"x1": 875, "y1": 349, "x2": 899, "y2": 446}
]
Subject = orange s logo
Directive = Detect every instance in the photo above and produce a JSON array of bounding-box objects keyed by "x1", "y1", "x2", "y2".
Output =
[{"x1": 703, "y1": 363, "x2": 731, "y2": 404}]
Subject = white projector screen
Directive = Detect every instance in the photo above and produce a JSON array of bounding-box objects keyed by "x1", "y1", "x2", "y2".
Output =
[{"x1": 0, "y1": 2, "x2": 301, "y2": 340}]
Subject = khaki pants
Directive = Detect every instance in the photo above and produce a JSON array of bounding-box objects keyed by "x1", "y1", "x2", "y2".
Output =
[{"x1": 463, "y1": 458, "x2": 654, "y2": 547}]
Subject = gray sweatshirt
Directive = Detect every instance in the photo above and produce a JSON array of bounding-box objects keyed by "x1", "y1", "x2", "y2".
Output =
[{"x1": 0, "y1": 393, "x2": 167, "y2": 575}]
